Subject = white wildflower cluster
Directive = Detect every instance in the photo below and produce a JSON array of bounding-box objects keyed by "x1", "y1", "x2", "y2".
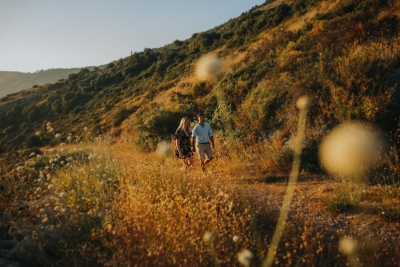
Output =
[
  {"x1": 16, "y1": 166, "x2": 24, "y2": 172},
  {"x1": 46, "y1": 122, "x2": 54, "y2": 134},
  {"x1": 88, "y1": 153, "x2": 99, "y2": 160},
  {"x1": 94, "y1": 135, "x2": 103, "y2": 142}
]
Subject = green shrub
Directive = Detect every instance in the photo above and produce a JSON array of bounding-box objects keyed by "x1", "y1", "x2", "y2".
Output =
[
  {"x1": 134, "y1": 107, "x2": 189, "y2": 152},
  {"x1": 327, "y1": 187, "x2": 363, "y2": 212},
  {"x1": 26, "y1": 134, "x2": 44, "y2": 148},
  {"x1": 112, "y1": 105, "x2": 131, "y2": 127}
]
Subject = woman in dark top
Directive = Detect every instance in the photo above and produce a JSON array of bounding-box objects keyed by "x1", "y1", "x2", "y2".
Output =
[{"x1": 174, "y1": 117, "x2": 194, "y2": 169}]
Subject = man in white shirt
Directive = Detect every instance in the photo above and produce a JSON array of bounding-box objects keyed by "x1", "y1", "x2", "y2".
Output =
[{"x1": 192, "y1": 113, "x2": 215, "y2": 172}]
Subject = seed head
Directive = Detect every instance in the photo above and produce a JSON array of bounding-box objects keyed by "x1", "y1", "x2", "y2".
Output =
[
  {"x1": 296, "y1": 96, "x2": 311, "y2": 110},
  {"x1": 203, "y1": 232, "x2": 214, "y2": 243},
  {"x1": 195, "y1": 54, "x2": 222, "y2": 81},
  {"x1": 339, "y1": 237, "x2": 357, "y2": 255},
  {"x1": 237, "y1": 249, "x2": 253, "y2": 267},
  {"x1": 319, "y1": 122, "x2": 384, "y2": 179},
  {"x1": 156, "y1": 141, "x2": 173, "y2": 158}
]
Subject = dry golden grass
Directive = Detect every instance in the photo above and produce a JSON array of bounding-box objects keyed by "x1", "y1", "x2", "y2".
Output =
[
  {"x1": 1, "y1": 126, "x2": 399, "y2": 266},
  {"x1": 286, "y1": 0, "x2": 340, "y2": 32}
]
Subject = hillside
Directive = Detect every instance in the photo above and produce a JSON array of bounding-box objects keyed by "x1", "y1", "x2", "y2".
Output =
[
  {"x1": 0, "y1": 0, "x2": 400, "y2": 266},
  {"x1": 0, "y1": 0, "x2": 399, "y2": 160},
  {"x1": 0, "y1": 68, "x2": 86, "y2": 98}
]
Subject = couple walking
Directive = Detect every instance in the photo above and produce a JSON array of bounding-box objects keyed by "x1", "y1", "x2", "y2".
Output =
[{"x1": 174, "y1": 113, "x2": 214, "y2": 172}]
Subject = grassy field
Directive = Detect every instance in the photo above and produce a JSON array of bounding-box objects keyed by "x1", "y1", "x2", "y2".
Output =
[{"x1": 1, "y1": 121, "x2": 399, "y2": 267}]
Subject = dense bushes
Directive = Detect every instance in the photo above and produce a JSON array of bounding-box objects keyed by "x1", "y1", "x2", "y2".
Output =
[{"x1": 134, "y1": 108, "x2": 191, "y2": 152}]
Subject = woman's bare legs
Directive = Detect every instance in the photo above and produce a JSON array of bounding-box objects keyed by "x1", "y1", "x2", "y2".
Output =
[{"x1": 181, "y1": 157, "x2": 194, "y2": 171}]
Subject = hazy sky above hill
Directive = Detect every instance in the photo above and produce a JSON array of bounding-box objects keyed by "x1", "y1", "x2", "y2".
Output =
[{"x1": 1, "y1": 0, "x2": 264, "y2": 73}]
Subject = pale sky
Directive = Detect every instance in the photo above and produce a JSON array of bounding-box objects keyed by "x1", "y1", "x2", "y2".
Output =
[{"x1": 1, "y1": 0, "x2": 265, "y2": 73}]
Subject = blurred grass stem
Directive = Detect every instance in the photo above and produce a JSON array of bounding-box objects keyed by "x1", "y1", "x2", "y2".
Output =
[{"x1": 263, "y1": 98, "x2": 309, "y2": 267}]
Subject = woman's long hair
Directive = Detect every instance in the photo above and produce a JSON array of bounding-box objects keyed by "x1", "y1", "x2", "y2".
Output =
[{"x1": 176, "y1": 117, "x2": 192, "y2": 135}]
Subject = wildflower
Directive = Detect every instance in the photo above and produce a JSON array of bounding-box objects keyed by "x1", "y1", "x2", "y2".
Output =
[
  {"x1": 36, "y1": 154, "x2": 41, "y2": 158},
  {"x1": 48, "y1": 185, "x2": 54, "y2": 190},
  {"x1": 60, "y1": 143, "x2": 65, "y2": 147},
  {"x1": 36, "y1": 187, "x2": 42, "y2": 192},
  {"x1": 233, "y1": 236, "x2": 239, "y2": 242},
  {"x1": 203, "y1": 232, "x2": 214, "y2": 243},
  {"x1": 319, "y1": 122, "x2": 384, "y2": 179},
  {"x1": 339, "y1": 237, "x2": 357, "y2": 255},
  {"x1": 195, "y1": 54, "x2": 222, "y2": 81},
  {"x1": 67, "y1": 136, "x2": 72, "y2": 141},
  {"x1": 296, "y1": 96, "x2": 311, "y2": 110},
  {"x1": 55, "y1": 133, "x2": 61, "y2": 138},
  {"x1": 16, "y1": 166, "x2": 24, "y2": 172},
  {"x1": 49, "y1": 159, "x2": 54, "y2": 164},
  {"x1": 59, "y1": 192, "x2": 67, "y2": 198},
  {"x1": 237, "y1": 249, "x2": 253, "y2": 267},
  {"x1": 54, "y1": 206, "x2": 61, "y2": 212},
  {"x1": 61, "y1": 148, "x2": 65, "y2": 152},
  {"x1": 84, "y1": 127, "x2": 87, "y2": 131},
  {"x1": 29, "y1": 152, "x2": 36, "y2": 157},
  {"x1": 156, "y1": 141, "x2": 173, "y2": 158},
  {"x1": 60, "y1": 161, "x2": 65, "y2": 165},
  {"x1": 35, "y1": 131, "x2": 41, "y2": 135}
]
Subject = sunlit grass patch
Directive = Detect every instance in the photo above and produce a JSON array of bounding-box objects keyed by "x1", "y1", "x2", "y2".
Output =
[
  {"x1": 378, "y1": 184, "x2": 400, "y2": 221},
  {"x1": 327, "y1": 185, "x2": 364, "y2": 213}
]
